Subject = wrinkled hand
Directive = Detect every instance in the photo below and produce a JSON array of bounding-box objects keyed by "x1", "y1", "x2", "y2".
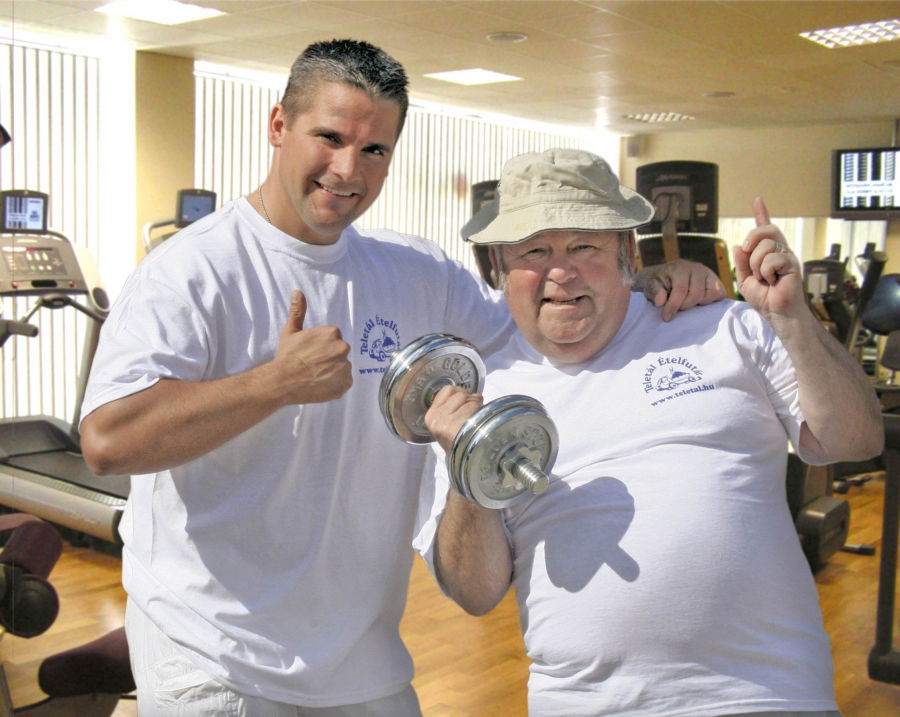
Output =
[
  {"x1": 274, "y1": 290, "x2": 352, "y2": 404},
  {"x1": 424, "y1": 385, "x2": 484, "y2": 453},
  {"x1": 635, "y1": 258, "x2": 726, "y2": 321},
  {"x1": 732, "y1": 198, "x2": 805, "y2": 320}
]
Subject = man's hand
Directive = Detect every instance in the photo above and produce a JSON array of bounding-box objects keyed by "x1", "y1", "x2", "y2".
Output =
[
  {"x1": 732, "y1": 198, "x2": 806, "y2": 323},
  {"x1": 634, "y1": 259, "x2": 727, "y2": 322},
  {"x1": 273, "y1": 290, "x2": 352, "y2": 405},
  {"x1": 424, "y1": 385, "x2": 484, "y2": 453}
]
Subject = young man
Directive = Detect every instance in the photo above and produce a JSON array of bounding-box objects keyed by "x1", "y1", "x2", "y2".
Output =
[
  {"x1": 416, "y1": 148, "x2": 883, "y2": 716},
  {"x1": 81, "y1": 42, "x2": 724, "y2": 715}
]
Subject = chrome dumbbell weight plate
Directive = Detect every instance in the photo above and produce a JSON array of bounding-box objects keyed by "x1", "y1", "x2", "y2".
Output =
[
  {"x1": 449, "y1": 395, "x2": 558, "y2": 509},
  {"x1": 379, "y1": 333, "x2": 485, "y2": 444}
]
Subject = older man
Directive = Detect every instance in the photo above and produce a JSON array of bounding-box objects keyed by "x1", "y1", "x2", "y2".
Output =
[{"x1": 414, "y1": 148, "x2": 883, "y2": 716}]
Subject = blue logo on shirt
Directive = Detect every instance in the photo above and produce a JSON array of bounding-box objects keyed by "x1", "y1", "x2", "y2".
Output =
[
  {"x1": 360, "y1": 315, "x2": 400, "y2": 364},
  {"x1": 642, "y1": 354, "x2": 715, "y2": 406}
]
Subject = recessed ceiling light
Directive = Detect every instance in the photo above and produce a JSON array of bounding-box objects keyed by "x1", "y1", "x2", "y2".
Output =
[
  {"x1": 424, "y1": 68, "x2": 522, "y2": 86},
  {"x1": 486, "y1": 32, "x2": 528, "y2": 43},
  {"x1": 799, "y1": 18, "x2": 900, "y2": 48},
  {"x1": 95, "y1": 0, "x2": 225, "y2": 26},
  {"x1": 624, "y1": 112, "x2": 695, "y2": 124}
]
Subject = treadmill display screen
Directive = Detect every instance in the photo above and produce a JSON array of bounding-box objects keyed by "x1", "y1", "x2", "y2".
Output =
[
  {"x1": 1, "y1": 191, "x2": 49, "y2": 233},
  {"x1": 176, "y1": 189, "x2": 216, "y2": 228}
]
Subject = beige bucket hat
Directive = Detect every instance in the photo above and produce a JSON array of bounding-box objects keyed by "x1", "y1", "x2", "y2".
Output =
[{"x1": 467, "y1": 148, "x2": 654, "y2": 245}]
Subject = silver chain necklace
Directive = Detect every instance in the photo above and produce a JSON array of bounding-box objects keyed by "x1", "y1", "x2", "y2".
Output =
[{"x1": 258, "y1": 186, "x2": 271, "y2": 224}]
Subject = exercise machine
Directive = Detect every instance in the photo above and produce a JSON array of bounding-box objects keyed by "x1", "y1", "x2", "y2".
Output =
[
  {"x1": 864, "y1": 296, "x2": 900, "y2": 683},
  {"x1": 634, "y1": 160, "x2": 735, "y2": 298},
  {"x1": 467, "y1": 181, "x2": 500, "y2": 288},
  {"x1": 869, "y1": 414, "x2": 900, "y2": 685},
  {"x1": 142, "y1": 188, "x2": 216, "y2": 253},
  {"x1": 0, "y1": 512, "x2": 134, "y2": 715},
  {"x1": 0, "y1": 189, "x2": 129, "y2": 544}
]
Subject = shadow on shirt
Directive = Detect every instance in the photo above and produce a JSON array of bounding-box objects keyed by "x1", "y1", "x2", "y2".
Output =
[{"x1": 512, "y1": 475, "x2": 639, "y2": 594}]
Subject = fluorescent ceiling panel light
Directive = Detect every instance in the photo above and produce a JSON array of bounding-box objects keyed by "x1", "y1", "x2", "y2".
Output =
[
  {"x1": 799, "y1": 18, "x2": 900, "y2": 48},
  {"x1": 624, "y1": 112, "x2": 695, "y2": 124},
  {"x1": 424, "y1": 68, "x2": 521, "y2": 86},
  {"x1": 95, "y1": 0, "x2": 225, "y2": 26}
]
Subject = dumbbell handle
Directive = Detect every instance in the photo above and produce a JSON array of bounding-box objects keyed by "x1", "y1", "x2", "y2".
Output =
[
  {"x1": 422, "y1": 377, "x2": 454, "y2": 408},
  {"x1": 417, "y1": 375, "x2": 548, "y2": 492},
  {"x1": 500, "y1": 447, "x2": 550, "y2": 494},
  {"x1": 422, "y1": 381, "x2": 549, "y2": 495}
]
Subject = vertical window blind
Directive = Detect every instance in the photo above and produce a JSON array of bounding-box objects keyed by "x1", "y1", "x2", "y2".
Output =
[{"x1": 1, "y1": 41, "x2": 101, "y2": 423}]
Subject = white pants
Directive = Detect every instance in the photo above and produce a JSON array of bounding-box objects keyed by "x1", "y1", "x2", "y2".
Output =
[{"x1": 125, "y1": 600, "x2": 422, "y2": 717}]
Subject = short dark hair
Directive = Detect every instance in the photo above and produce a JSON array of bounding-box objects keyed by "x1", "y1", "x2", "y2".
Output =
[{"x1": 281, "y1": 39, "x2": 409, "y2": 135}]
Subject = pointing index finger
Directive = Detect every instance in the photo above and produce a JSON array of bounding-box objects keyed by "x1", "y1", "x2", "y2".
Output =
[{"x1": 753, "y1": 197, "x2": 771, "y2": 228}]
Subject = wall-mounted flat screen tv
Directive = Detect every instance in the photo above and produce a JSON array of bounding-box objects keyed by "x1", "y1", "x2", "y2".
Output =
[{"x1": 831, "y1": 146, "x2": 899, "y2": 219}]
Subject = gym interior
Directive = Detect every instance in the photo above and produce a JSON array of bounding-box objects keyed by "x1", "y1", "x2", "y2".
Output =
[{"x1": 1, "y1": 1, "x2": 899, "y2": 714}]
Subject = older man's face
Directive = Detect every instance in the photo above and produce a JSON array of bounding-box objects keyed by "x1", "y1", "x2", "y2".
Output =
[{"x1": 497, "y1": 230, "x2": 633, "y2": 364}]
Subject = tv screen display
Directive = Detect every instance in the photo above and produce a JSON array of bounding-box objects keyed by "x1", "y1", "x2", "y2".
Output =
[{"x1": 831, "y1": 147, "x2": 899, "y2": 219}]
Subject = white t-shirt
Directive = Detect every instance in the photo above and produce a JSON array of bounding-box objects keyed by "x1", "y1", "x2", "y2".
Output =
[
  {"x1": 81, "y1": 197, "x2": 513, "y2": 706},
  {"x1": 415, "y1": 294, "x2": 838, "y2": 716}
]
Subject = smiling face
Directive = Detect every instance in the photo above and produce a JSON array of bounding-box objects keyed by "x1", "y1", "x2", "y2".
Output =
[
  {"x1": 495, "y1": 230, "x2": 635, "y2": 364},
  {"x1": 266, "y1": 80, "x2": 402, "y2": 245}
]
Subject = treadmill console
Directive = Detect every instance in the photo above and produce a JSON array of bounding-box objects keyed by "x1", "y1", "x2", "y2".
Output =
[
  {"x1": 4, "y1": 244, "x2": 66, "y2": 276},
  {"x1": 0, "y1": 188, "x2": 90, "y2": 296},
  {"x1": 0, "y1": 235, "x2": 89, "y2": 296}
]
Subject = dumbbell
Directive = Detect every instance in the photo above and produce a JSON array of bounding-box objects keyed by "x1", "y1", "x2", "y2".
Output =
[{"x1": 379, "y1": 333, "x2": 558, "y2": 508}]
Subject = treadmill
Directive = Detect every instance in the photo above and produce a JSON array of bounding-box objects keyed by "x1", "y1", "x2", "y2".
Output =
[
  {"x1": 143, "y1": 188, "x2": 216, "y2": 253},
  {"x1": 0, "y1": 189, "x2": 129, "y2": 543}
]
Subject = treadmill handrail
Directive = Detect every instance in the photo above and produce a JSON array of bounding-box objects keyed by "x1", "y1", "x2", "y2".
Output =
[
  {"x1": 37, "y1": 293, "x2": 106, "y2": 324},
  {"x1": 143, "y1": 218, "x2": 176, "y2": 254},
  {"x1": 0, "y1": 319, "x2": 38, "y2": 348}
]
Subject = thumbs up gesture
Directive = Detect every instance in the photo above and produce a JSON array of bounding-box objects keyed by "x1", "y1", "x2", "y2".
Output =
[
  {"x1": 732, "y1": 197, "x2": 805, "y2": 321},
  {"x1": 274, "y1": 290, "x2": 352, "y2": 404}
]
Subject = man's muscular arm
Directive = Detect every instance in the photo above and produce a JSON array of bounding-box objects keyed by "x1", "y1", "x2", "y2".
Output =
[{"x1": 81, "y1": 291, "x2": 351, "y2": 475}]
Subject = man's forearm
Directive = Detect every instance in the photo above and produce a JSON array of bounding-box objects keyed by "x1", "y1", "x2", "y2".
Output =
[
  {"x1": 80, "y1": 361, "x2": 289, "y2": 476},
  {"x1": 434, "y1": 491, "x2": 513, "y2": 616},
  {"x1": 774, "y1": 310, "x2": 883, "y2": 462}
]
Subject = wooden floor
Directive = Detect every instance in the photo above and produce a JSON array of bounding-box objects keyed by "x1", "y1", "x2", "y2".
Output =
[{"x1": 1, "y1": 476, "x2": 898, "y2": 716}]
